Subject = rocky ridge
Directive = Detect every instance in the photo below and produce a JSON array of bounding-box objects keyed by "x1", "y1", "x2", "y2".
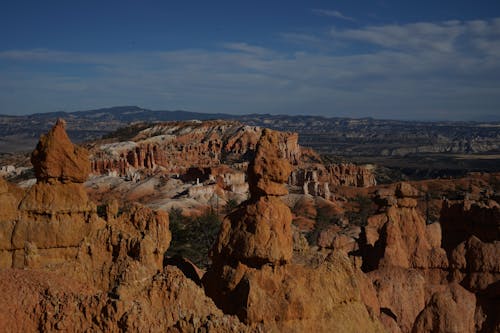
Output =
[{"x1": 88, "y1": 120, "x2": 375, "y2": 192}]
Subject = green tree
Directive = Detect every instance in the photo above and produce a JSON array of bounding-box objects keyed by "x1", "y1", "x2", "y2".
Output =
[
  {"x1": 167, "y1": 208, "x2": 221, "y2": 268},
  {"x1": 225, "y1": 199, "x2": 239, "y2": 214}
]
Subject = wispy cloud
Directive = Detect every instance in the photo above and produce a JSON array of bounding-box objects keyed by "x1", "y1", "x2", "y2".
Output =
[
  {"x1": 280, "y1": 33, "x2": 323, "y2": 44},
  {"x1": 222, "y1": 42, "x2": 273, "y2": 56},
  {"x1": 330, "y1": 21, "x2": 466, "y2": 53},
  {"x1": 1, "y1": 18, "x2": 500, "y2": 120},
  {"x1": 312, "y1": 9, "x2": 356, "y2": 22}
]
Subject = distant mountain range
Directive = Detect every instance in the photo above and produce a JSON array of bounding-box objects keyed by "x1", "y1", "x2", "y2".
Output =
[
  {"x1": 27, "y1": 106, "x2": 236, "y2": 122},
  {"x1": 1, "y1": 106, "x2": 499, "y2": 163},
  {"x1": 0, "y1": 106, "x2": 235, "y2": 153}
]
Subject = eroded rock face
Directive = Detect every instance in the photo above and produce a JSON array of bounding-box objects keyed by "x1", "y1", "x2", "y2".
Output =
[
  {"x1": 6, "y1": 119, "x2": 497, "y2": 332},
  {"x1": 439, "y1": 199, "x2": 500, "y2": 332},
  {"x1": 90, "y1": 121, "x2": 301, "y2": 177},
  {"x1": 440, "y1": 199, "x2": 499, "y2": 252},
  {"x1": 361, "y1": 182, "x2": 448, "y2": 277},
  {"x1": 412, "y1": 283, "x2": 476, "y2": 333},
  {"x1": 0, "y1": 177, "x2": 20, "y2": 222},
  {"x1": 0, "y1": 267, "x2": 249, "y2": 333},
  {"x1": 326, "y1": 163, "x2": 377, "y2": 187},
  {"x1": 204, "y1": 129, "x2": 383, "y2": 331},
  {"x1": 369, "y1": 267, "x2": 426, "y2": 333},
  {"x1": 31, "y1": 118, "x2": 90, "y2": 183},
  {"x1": 289, "y1": 163, "x2": 377, "y2": 200},
  {"x1": 449, "y1": 236, "x2": 500, "y2": 292},
  {"x1": 19, "y1": 182, "x2": 94, "y2": 213},
  {"x1": 90, "y1": 121, "x2": 376, "y2": 200},
  {"x1": 357, "y1": 183, "x2": 457, "y2": 332},
  {"x1": 72, "y1": 202, "x2": 171, "y2": 292},
  {"x1": 1, "y1": 121, "x2": 98, "y2": 269},
  {"x1": 0, "y1": 120, "x2": 249, "y2": 332},
  {"x1": 0, "y1": 269, "x2": 102, "y2": 332},
  {"x1": 357, "y1": 181, "x2": 500, "y2": 333},
  {"x1": 213, "y1": 253, "x2": 384, "y2": 332}
]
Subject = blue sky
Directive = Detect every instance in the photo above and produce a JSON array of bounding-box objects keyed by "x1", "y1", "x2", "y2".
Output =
[{"x1": 1, "y1": 0, "x2": 500, "y2": 120}]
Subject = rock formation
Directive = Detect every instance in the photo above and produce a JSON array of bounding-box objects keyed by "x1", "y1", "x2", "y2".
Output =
[
  {"x1": 362, "y1": 183, "x2": 448, "y2": 277},
  {"x1": 89, "y1": 121, "x2": 376, "y2": 199},
  {"x1": 203, "y1": 129, "x2": 384, "y2": 332},
  {"x1": 440, "y1": 199, "x2": 500, "y2": 332},
  {"x1": 326, "y1": 163, "x2": 377, "y2": 187},
  {"x1": 440, "y1": 198, "x2": 499, "y2": 253},
  {"x1": 1, "y1": 119, "x2": 95, "y2": 268},
  {"x1": 353, "y1": 181, "x2": 500, "y2": 332},
  {"x1": 209, "y1": 129, "x2": 294, "y2": 267},
  {"x1": 412, "y1": 283, "x2": 476, "y2": 333},
  {"x1": 2, "y1": 119, "x2": 498, "y2": 332},
  {"x1": 357, "y1": 183, "x2": 451, "y2": 331},
  {"x1": 32, "y1": 118, "x2": 90, "y2": 183},
  {"x1": 0, "y1": 120, "x2": 248, "y2": 332},
  {"x1": 289, "y1": 163, "x2": 376, "y2": 201},
  {"x1": 90, "y1": 121, "x2": 302, "y2": 177}
]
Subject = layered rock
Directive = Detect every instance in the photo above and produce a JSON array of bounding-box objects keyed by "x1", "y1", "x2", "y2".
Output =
[
  {"x1": 326, "y1": 163, "x2": 377, "y2": 187},
  {"x1": 90, "y1": 121, "x2": 376, "y2": 204},
  {"x1": 203, "y1": 129, "x2": 383, "y2": 332},
  {"x1": 0, "y1": 177, "x2": 22, "y2": 267},
  {"x1": 358, "y1": 183, "x2": 466, "y2": 333},
  {"x1": 0, "y1": 177, "x2": 20, "y2": 221},
  {"x1": 0, "y1": 120, "x2": 248, "y2": 332},
  {"x1": 0, "y1": 119, "x2": 96, "y2": 268},
  {"x1": 355, "y1": 181, "x2": 500, "y2": 332},
  {"x1": 90, "y1": 121, "x2": 301, "y2": 177},
  {"x1": 289, "y1": 163, "x2": 377, "y2": 198},
  {"x1": 440, "y1": 200, "x2": 500, "y2": 332},
  {"x1": 362, "y1": 182, "x2": 448, "y2": 277}
]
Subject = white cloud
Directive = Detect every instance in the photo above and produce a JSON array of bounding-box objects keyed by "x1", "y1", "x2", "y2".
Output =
[
  {"x1": 222, "y1": 42, "x2": 273, "y2": 56},
  {"x1": 1, "y1": 19, "x2": 500, "y2": 120},
  {"x1": 330, "y1": 21, "x2": 466, "y2": 53},
  {"x1": 312, "y1": 9, "x2": 356, "y2": 22}
]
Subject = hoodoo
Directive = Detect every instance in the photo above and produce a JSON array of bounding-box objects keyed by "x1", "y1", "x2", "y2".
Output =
[{"x1": 203, "y1": 129, "x2": 384, "y2": 332}]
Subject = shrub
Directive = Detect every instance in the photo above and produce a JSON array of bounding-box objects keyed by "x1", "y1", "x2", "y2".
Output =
[{"x1": 167, "y1": 208, "x2": 221, "y2": 268}]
